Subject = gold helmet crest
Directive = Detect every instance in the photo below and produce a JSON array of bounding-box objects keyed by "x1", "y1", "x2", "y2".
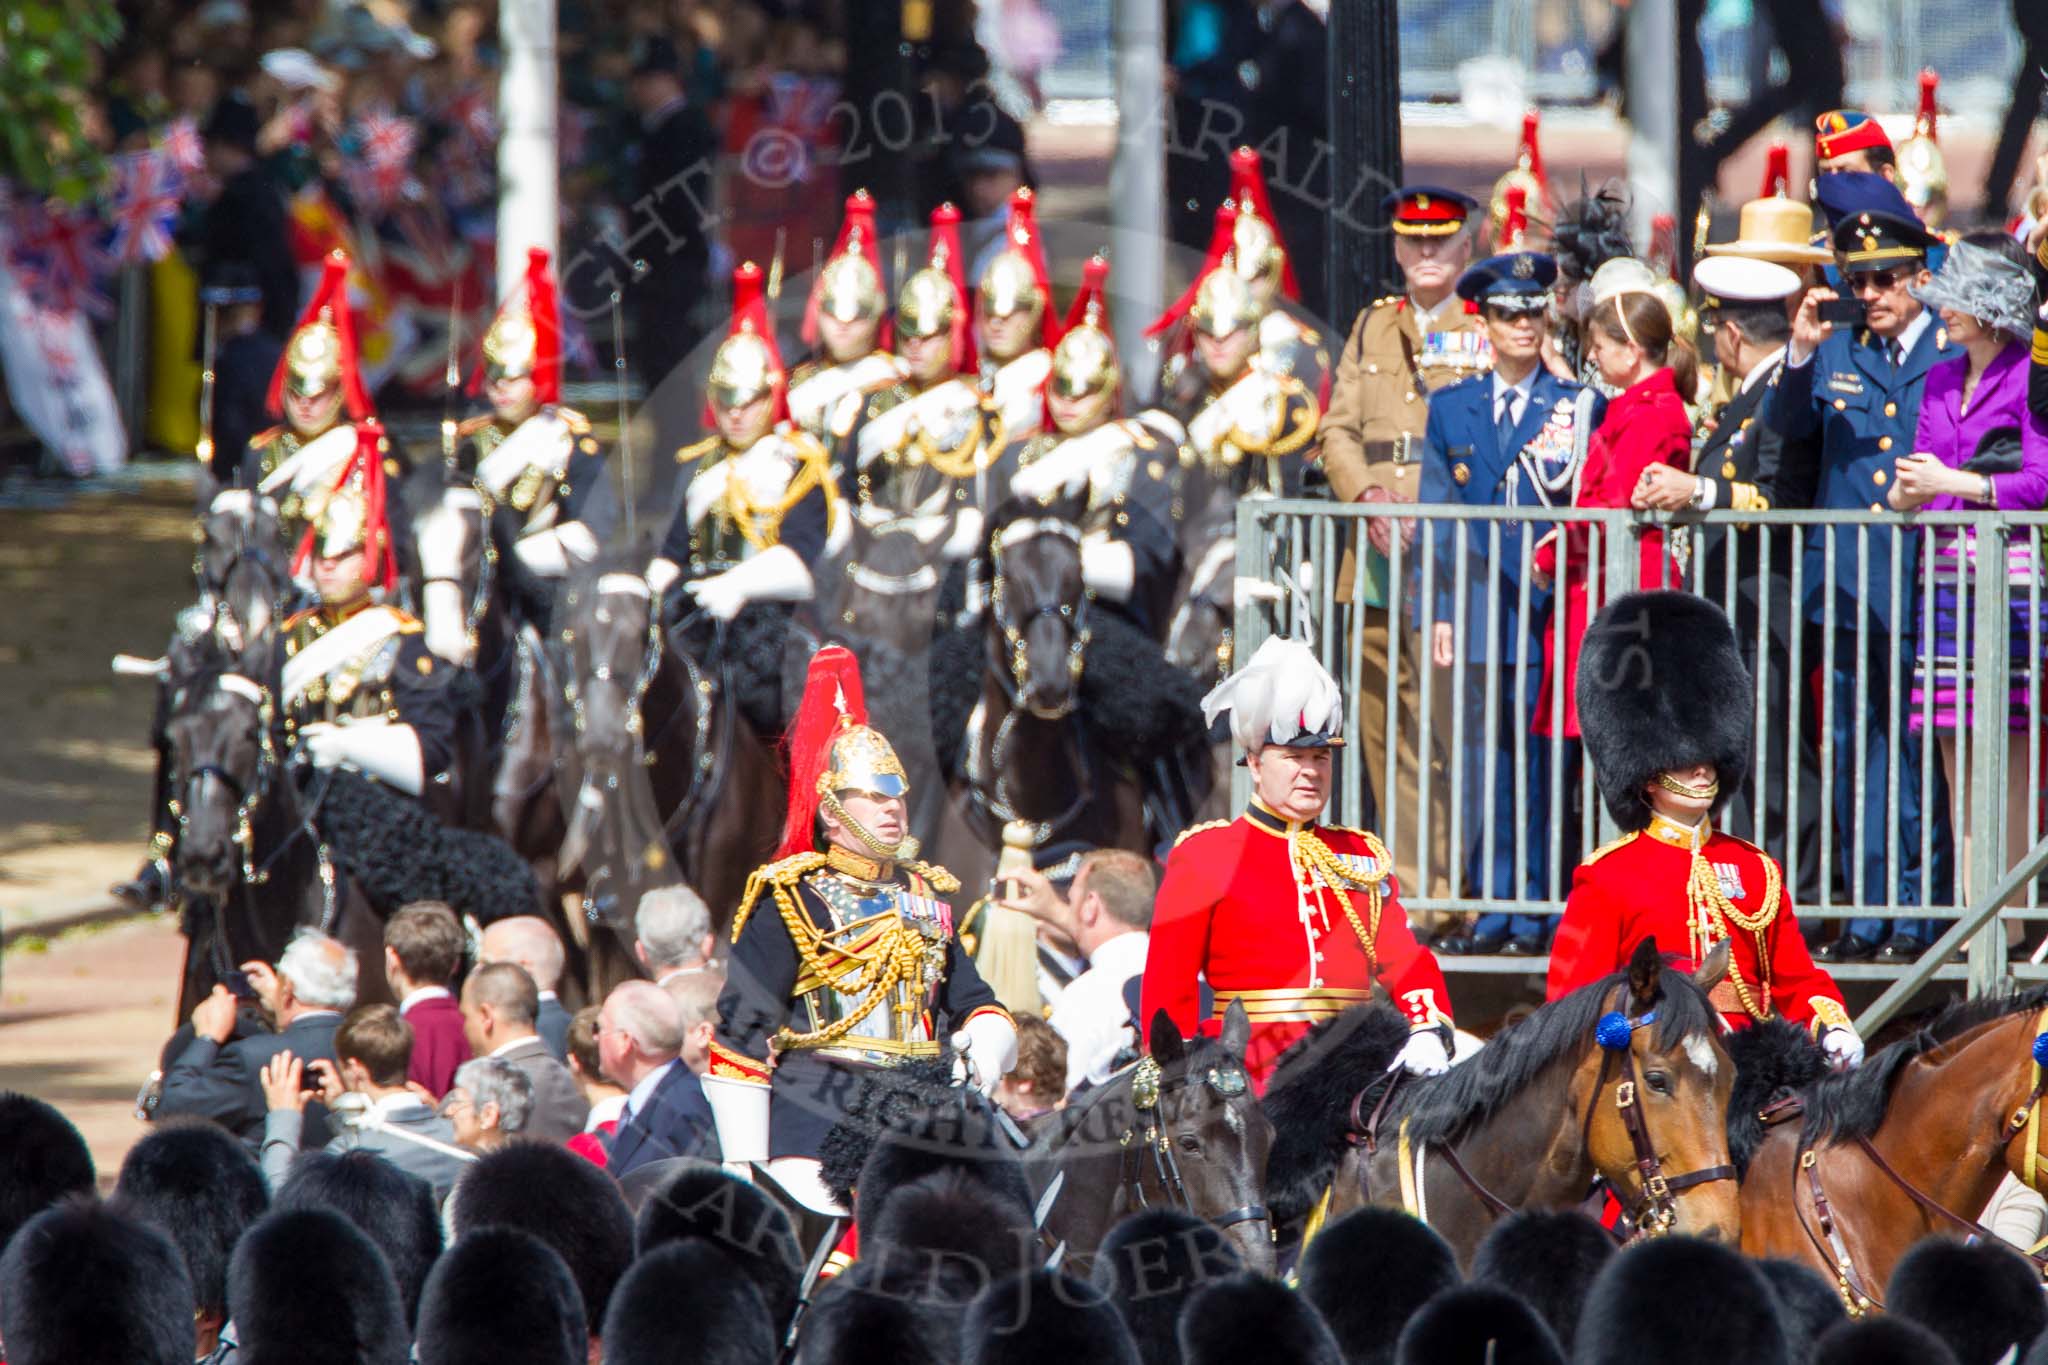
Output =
[
  {"x1": 1190, "y1": 265, "x2": 1262, "y2": 339},
  {"x1": 1049, "y1": 255, "x2": 1117, "y2": 399}
]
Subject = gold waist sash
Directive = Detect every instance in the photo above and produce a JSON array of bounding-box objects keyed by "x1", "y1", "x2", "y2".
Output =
[{"x1": 1212, "y1": 986, "x2": 1374, "y2": 1024}]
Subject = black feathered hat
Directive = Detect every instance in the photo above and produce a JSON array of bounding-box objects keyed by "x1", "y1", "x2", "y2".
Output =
[
  {"x1": 1468, "y1": 1210, "x2": 1613, "y2": 1352},
  {"x1": 0, "y1": 1090, "x2": 95, "y2": 1249},
  {"x1": 1576, "y1": 591, "x2": 1753, "y2": 832},
  {"x1": 113, "y1": 1119, "x2": 270, "y2": 1323},
  {"x1": 603, "y1": 1242, "x2": 776, "y2": 1365},
  {"x1": 1816, "y1": 1317, "x2": 1960, "y2": 1365},
  {"x1": 865, "y1": 1167, "x2": 1036, "y2": 1296},
  {"x1": 450, "y1": 1141, "x2": 634, "y2": 1332},
  {"x1": 1754, "y1": 1257, "x2": 1848, "y2": 1363},
  {"x1": 1887, "y1": 1236, "x2": 2048, "y2": 1365},
  {"x1": 228, "y1": 1207, "x2": 410, "y2": 1365},
  {"x1": 276, "y1": 1148, "x2": 444, "y2": 1329},
  {"x1": 0, "y1": 1201, "x2": 193, "y2": 1365},
  {"x1": 1394, "y1": 1284, "x2": 1565, "y2": 1365},
  {"x1": 415, "y1": 1226, "x2": 588, "y2": 1365},
  {"x1": 1180, "y1": 1273, "x2": 1344, "y2": 1365},
  {"x1": 965, "y1": 1269, "x2": 1142, "y2": 1365},
  {"x1": 1090, "y1": 1208, "x2": 1244, "y2": 1365},
  {"x1": 1298, "y1": 1207, "x2": 1460, "y2": 1365},
  {"x1": 849, "y1": 1088, "x2": 1035, "y2": 1235},
  {"x1": 798, "y1": 1259, "x2": 956, "y2": 1365},
  {"x1": 1573, "y1": 1236, "x2": 1789, "y2": 1365},
  {"x1": 1723, "y1": 1020, "x2": 1829, "y2": 1179},
  {"x1": 633, "y1": 1163, "x2": 802, "y2": 1325}
]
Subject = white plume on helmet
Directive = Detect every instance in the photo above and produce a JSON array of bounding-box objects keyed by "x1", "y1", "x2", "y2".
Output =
[{"x1": 1200, "y1": 635, "x2": 1344, "y2": 752}]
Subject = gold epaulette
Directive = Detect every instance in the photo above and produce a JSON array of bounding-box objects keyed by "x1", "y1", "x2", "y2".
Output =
[
  {"x1": 730, "y1": 851, "x2": 829, "y2": 940},
  {"x1": 905, "y1": 859, "x2": 961, "y2": 896},
  {"x1": 1371, "y1": 295, "x2": 1400, "y2": 309},
  {"x1": 1174, "y1": 819, "x2": 1230, "y2": 848},
  {"x1": 248, "y1": 424, "x2": 288, "y2": 449},
  {"x1": 557, "y1": 405, "x2": 592, "y2": 434},
  {"x1": 283, "y1": 605, "x2": 322, "y2": 632},
  {"x1": 676, "y1": 435, "x2": 723, "y2": 465},
  {"x1": 455, "y1": 415, "x2": 496, "y2": 439},
  {"x1": 393, "y1": 612, "x2": 424, "y2": 634},
  {"x1": 1583, "y1": 831, "x2": 1640, "y2": 865}
]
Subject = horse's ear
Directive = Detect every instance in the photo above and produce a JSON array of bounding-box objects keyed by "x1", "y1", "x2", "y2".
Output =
[
  {"x1": 1148, "y1": 1008, "x2": 1186, "y2": 1064},
  {"x1": 1693, "y1": 939, "x2": 1731, "y2": 994},
  {"x1": 1219, "y1": 998, "x2": 1250, "y2": 1059},
  {"x1": 1628, "y1": 936, "x2": 1663, "y2": 1010}
]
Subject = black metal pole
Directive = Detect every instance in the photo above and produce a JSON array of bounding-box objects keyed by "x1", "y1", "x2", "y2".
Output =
[{"x1": 1326, "y1": 0, "x2": 1402, "y2": 329}]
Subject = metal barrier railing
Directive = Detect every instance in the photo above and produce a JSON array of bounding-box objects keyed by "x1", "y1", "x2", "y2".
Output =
[{"x1": 1234, "y1": 500, "x2": 2048, "y2": 996}]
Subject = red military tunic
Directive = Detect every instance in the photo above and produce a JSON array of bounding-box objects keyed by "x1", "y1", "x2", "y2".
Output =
[
  {"x1": 1546, "y1": 813, "x2": 1851, "y2": 1035},
  {"x1": 1140, "y1": 801, "x2": 1455, "y2": 1090}
]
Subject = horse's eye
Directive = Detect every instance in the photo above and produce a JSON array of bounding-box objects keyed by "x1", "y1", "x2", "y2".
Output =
[
  {"x1": 1177, "y1": 1133, "x2": 1203, "y2": 1156},
  {"x1": 1644, "y1": 1070, "x2": 1671, "y2": 1095}
]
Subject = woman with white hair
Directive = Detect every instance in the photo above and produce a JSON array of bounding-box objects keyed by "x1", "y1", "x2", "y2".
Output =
[
  {"x1": 440, "y1": 1057, "x2": 534, "y2": 1154},
  {"x1": 1887, "y1": 231, "x2": 2048, "y2": 919}
]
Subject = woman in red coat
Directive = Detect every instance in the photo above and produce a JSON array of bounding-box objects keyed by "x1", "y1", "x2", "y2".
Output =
[{"x1": 1532, "y1": 289, "x2": 1697, "y2": 738}]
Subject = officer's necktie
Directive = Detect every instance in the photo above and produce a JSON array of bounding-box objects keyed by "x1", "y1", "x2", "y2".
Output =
[{"x1": 1496, "y1": 391, "x2": 1520, "y2": 455}]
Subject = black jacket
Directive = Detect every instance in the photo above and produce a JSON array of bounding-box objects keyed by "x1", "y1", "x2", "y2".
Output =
[
  {"x1": 158, "y1": 1010, "x2": 341, "y2": 1148},
  {"x1": 606, "y1": 1062, "x2": 720, "y2": 1178}
]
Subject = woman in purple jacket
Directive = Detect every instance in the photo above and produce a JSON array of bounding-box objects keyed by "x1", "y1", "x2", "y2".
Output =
[{"x1": 1888, "y1": 232, "x2": 2048, "y2": 918}]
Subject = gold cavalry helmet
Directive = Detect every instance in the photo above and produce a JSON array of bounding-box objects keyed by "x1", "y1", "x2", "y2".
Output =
[
  {"x1": 819, "y1": 719, "x2": 909, "y2": 801},
  {"x1": 1231, "y1": 209, "x2": 1285, "y2": 293},
  {"x1": 776, "y1": 645, "x2": 915, "y2": 860},
  {"x1": 1897, "y1": 69, "x2": 1949, "y2": 229},
  {"x1": 287, "y1": 317, "x2": 343, "y2": 399},
  {"x1": 896, "y1": 266, "x2": 960, "y2": 340},
  {"x1": 817, "y1": 250, "x2": 885, "y2": 326},
  {"x1": 708, "y1": 260, "x2": 783, "y2": 411},
  {"x1": 979, "y1": 248, "x2": 1046, "y2": 323},
  {"x1": 1050, "y1": 255, "x2": 1117, "y2": 399},
  {"x1": 269, "y1": 249, "x2": 368, "y2": 421},
  {"x1": 1190, "y1": 266, "x2": 1262, "y2": 339}
]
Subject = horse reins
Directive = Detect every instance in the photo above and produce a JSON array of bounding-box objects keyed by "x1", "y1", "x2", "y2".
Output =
[
  {"x1": 1794, "y1": 1013, "x2": 2048, "y2": 1316},
  {"x1": 1110, "y1": 1055, "x2": 1270, "y2": 1236}
]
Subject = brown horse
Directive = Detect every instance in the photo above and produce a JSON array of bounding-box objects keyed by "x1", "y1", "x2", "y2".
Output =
[
  {"x1": 1739, "y1": 986, "x2": 2048, "y2": 1313},
  {"x1": 1265, "y1": 939, "x2": 1740, "y2": 1268},
  {"x1": 1024, "y1": 1001, "x2": 1275, "y2": 1275}
]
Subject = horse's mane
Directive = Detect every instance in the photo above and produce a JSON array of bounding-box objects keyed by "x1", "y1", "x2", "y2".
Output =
[
  {"x1": 1800, "y1": 985, "x2": 2048, "y2": 1145},
  {"x1": 1041, "y1": 1034, "x2": 1243, "y2": 1149},
  {"x1": 1262, "y1": 968, "x2": 1720, "y2": 1228}
]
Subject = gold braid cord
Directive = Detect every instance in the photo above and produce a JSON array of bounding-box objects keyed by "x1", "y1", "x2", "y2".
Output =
[
  {"x1": 911, "y1": 406, "x2": 1001, "y2": 480},
  {"x1": 720, "y1": 438, "x2": 837, "y2": 552},
  {"x1": 1228, "y1": 379, "x2": 1319, "y2": 460},
  {"x1": 1294, "y1": 829, "x2": 1396, "y2": 970},
  {"x1": 1687, "y1": 849, "x2": 1782, "y2": 1022}
]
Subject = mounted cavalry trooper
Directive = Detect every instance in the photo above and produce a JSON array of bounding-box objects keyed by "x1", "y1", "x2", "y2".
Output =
[
  {"x1": 281, "y1": 421, "x2": 459, "y2": 821},
  {"x1": 1140, "y1": 636, "x2": 1457, "y2": 1091},
  {"x1": 785, "y1": 190, "x2": 909, "y2": 447},
  {"x1": 1000, "y1": 255, "x2": 1186, "y2": 639},
  {"x1": 246, "y1": 251, "x2": 385, "y2": 551},
  {"x1": 1420, "y1": 247, "x2": 1604, "y2": 958},
  {"x1": 648, "y1": 261, "x2": 834, "y2": 628},
  {"x1": 450, "y1": 247, "x2": 612, "y2": 582},
  {"x1": 974, "y1": 187, "x2": 1059, "y2": 441},
  {"x1": 704, "y1": 646, "x2": 1016, "y2": 1214},
  {"x1": 1548, "y1": 591, "x2": 1863, "y2": 1065},
  {"x1": 1222, "y1": 146, "x2": 1332, "y2": 403},
  {"x1": 842, "y1": 204, "x2": 1003, "y2": 564}
]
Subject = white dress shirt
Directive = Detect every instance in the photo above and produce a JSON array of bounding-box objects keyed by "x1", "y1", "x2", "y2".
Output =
[
  {"x1": 621, "y1": 1060, "x2": 678, "y2": 1126},
  {"x1": 398, "y1": 985, "x2": 451, "y2": 1016},
  {"x1": 1049, "y1": 931, "x2": 1152, "y2": 1094}
]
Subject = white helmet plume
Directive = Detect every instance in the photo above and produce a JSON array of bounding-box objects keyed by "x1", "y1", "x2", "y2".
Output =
[{"x1": 1200, "y1": 636, "x2": 1345, "y2": 753}]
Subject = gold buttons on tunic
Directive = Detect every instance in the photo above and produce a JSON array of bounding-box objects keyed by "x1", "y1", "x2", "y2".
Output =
[
  {"x1": 1873, "y1": 469, "x2": 1887, "y2": 485},
  {"x1": 1870, "y1": 502, "x2": 1884, "y2": 512},
  {"x1": 1722, "y1": 461, "x2": 1737, "y2": 479},
  {"x1": 1878, "y1": 436, "x2": 1893, "y2": 452},
  {"x1": 1833, "y1": 399, "x2": 1848, "y2": 411},
  {"x1": 1884, "y1": 402, "x2": 1897, "y2": 417},
  {"x1": 1453, "y1": 463, "x2": 1470, "y2": 485}
]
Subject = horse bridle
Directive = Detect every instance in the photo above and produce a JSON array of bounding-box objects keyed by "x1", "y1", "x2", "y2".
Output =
[
  {"x1": 987, "y1": 517, "x2": 1090, "y2": 718},
  {"x1": 419, "y1": 486, "x2": 502, "y2": 666},
  {"x1": 1111, "y1": 1055, "x2": 1270, "y2": 1235},
  {"x1": 1794, "y1": 1011, "x2": 2048, "y2": 1316}
]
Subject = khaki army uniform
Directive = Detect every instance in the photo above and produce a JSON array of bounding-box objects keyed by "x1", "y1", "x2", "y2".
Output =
[{"x1": 1318, "y1": 293, "x2": 1492, "y2": 904}]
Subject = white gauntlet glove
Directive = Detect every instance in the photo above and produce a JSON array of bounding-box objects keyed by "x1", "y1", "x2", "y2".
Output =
[
  {"x1": 1821, "y1": 1026, "x2": 1864, "y2": 1070},
  {"x1": 1392, "y1": 1028, "x2": 1452, "y2": 1077},
  {"x1": 299, "y1": 720, "x2": 425, "y2": 796},
  {"x1": 951, "y1": 1012, "x2": 1019, "y2": 1097},
  {"x1": 682, "y1": 544, "x2": 815, "y2": 621}
]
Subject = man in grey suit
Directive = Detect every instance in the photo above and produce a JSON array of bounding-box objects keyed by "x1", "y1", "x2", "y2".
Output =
[
  {"x1": 479, "y1": 917, "x2": 572, "y2": 1061},
  {"x1": 155, "y1": 928, "x2": 354, "y2": 1148},
  {"x1": 257, "y1": 1003, "x2": 473, "y2": 1200},
  {"x1": 460, "y1": 961, "x2": 589, "y2": 1142}
]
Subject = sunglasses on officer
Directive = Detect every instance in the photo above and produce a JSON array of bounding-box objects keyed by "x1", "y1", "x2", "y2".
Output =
[
  {"x1": 1846, "y1": 267, "x2": 1909, "y2": 296},
  {"x1": 1483, "y1": 297, "x2": 1547, "y2": 322}
]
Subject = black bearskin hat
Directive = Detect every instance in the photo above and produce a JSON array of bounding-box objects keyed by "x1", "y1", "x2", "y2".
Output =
[
  {"x1": 1817, "y1": 1317, "x2": 1959, "y2": 1365},
  {"x1": 866, "y1": 1166, "x2": 1036, "y2": 1291},
  {"x1": 603, "y1": 1241, "x2": 776, "y2": 1365},
  {"x1": 1753, "y1": 1257, "x2": 1847, "y2": 1363},
  {"x1": 228, "y1": 1207, "x2": 410, "y2": 1365},
  {"x1": 1572, "y1": 1236, "x2": 1788, "y2": 1365},
  {"x1": 799, "y1": 1257, "x2": 954, "y2": 1365},
  {"x1": 1576, "y1": 591, "x2": 1752, "y2": 832},
  {"x1": 277, "y1": 1148, "x2": 444, "y2": 1328},
  {"x1": 1090, "y1": 1208, "x2": 1244, "y2": 1365},
  {"x1": 0, "y1": 1200, "x2": 193, "y2": 1365},
  {"x1": 965, "y1": 1269, "x2": 1142, "y2": 1365},
  {"x1": 1180, "y1": 1273, "x2": 1344, "y2": 1365},
  {"x1": 450, "y1": 1141, "x2": 634, "y2": 1331},
  {"x1": 1298, "y1": 1207, "x2": 1460, "y2": 1365},
  {"x1": 0, "y1": 1091, "x2": 95, "y2": 1249},
  {"x1": 1887, "y1": 1235, "x2": 2048, "y2": 1365},
  {"x1": 634, "y1": 1163, "x2": 802, "y2": 1325},
  {"x1": 1469, "y1": 1210, "x2": 1613, "y2": 1352},
  {"x1": 1394, "y1": 1285, "x2": 1565, "y2": 1365},
  {"x1": 415, "y1": 1226, "x2": 588, "y2": 1365},
  {"x1": 820, "y1": 1056, "x2": 1034, "y2": 1224},
  {"x1": 112, "y1": 1119, "x2": 270, "y2": 1322}
]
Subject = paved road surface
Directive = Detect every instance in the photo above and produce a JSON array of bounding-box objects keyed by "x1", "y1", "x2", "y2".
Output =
[{"x1": 0, "y1": 916, "x2": 184, "y2": 1186}]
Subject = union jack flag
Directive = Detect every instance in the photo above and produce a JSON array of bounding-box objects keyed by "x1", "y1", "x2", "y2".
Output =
[
  {"x1": 349, "y1": 112, "x2": 420, "y2": 212},
  {"x1": 105, "y1": 151, "x2": 185, "y2": 265},
  {"x1": 159, "y1": 117, "x2": 206, "y2": 176},
  {"x1": 6, "y1": 201, "x2": 113, "y2": 318}
]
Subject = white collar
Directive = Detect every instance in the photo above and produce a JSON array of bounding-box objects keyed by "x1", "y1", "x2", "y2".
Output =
[
  {"x1": 585, "y1": 1093, "x2": 628, "y2": 1130},
  {"x1": 625, "y1": 1059, "x2": 678, "y2": 1116},
  {"x1": 1739, "y1": 345, "x2": 1787, "y2": 394},
  {"x1": 538, "y1": 990, "x2": 559, "y2": 1003},
  {"x1": 1410, "y1": 292, "x2": 1457, "y2": 328},
  {"x1": 1084, "y1": 930, "x2": 1151, "y2": 975},
  {"x1": 1890, "y1": 309, "x2": 1932, "y2": 358},
  {"x1": 488, "y1": 1034, "x2": 538, "y2": 1058},
  {"x1": 399, "y1": 985, "x2": 451, "y2": 1013},
  {"x1": 1491, "y1": 367, "x2": 1537, "y2": 405},
  {"x1": 363, "y1": 1091, "x2": 432, "y2": 1123},
  {"x1": 655, "y1": 964, "x2": 711, "y2": 988}
]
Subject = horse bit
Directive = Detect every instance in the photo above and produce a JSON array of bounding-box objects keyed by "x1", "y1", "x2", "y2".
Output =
[{"x1": 1111, "y1": 1054, "x2": 1270, "y2": 1237}]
